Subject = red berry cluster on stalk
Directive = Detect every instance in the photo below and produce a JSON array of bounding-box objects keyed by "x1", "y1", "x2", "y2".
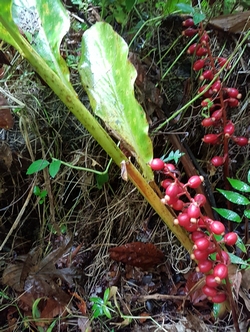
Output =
[
  {"x1": 183, "y1": 18, "x2": 249, "y2": 168},
  {"x1": 149, "y1": 158, "x2": 238, "y2": 303}
]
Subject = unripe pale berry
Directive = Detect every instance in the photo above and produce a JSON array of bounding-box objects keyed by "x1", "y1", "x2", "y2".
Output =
[
  {"x1": 214, "y1": 263, "x2": 228, "y2": 281},
  {"x1": 210, "y1": 221, "x2": 225, "y2": 235},
  {"x1": 149, "y1": 158, "x2": 164, "y2": 171},
  {"x1": 203, "y1": 285, "x2": 218, "y2": 298},
  {"x1": 224, "y1": 232, "x2": 238, "y2": 246}
]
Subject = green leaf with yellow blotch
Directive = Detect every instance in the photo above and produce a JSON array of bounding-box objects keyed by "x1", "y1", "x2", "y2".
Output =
[{"x1": 78, "y1": 22, "x2": 153, "y2": 179}]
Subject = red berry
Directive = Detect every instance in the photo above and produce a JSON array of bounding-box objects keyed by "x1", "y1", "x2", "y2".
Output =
[
  {"x1": 191, "y1": 231, "x2": 206, "y2": 242},
  {"x1": 194, "y1": 194, "x2": 206, "y2": 207},
  {"x1": 225, "y1": 87, "x2": 242, "y2": 99},
  {"x1": 211, "y1": 156, "x2": 225, "y2": 167},
  {"x1": 214, "y1": 263, "x2": 228, "y2": 281},
  {"x1": 161, "y1": 179, "x2": 173, "y2": 189},
  {"x1": 193, "y1": 59, "x2": 205, "y2": 71},
  {"x1": 206, "y1": 274, "x2": 219, "y2": 288},
  {"x1": 163, "y1": 163, "x2": 176, "y2": 173},
  {"x1": 165, "y1": 183, "x2": 183, "y2": 198},
  {"x1": 192, "y1": 249, "x2": 209, "y2": 261},
  {"x1": 182, "y1": 18, "x2": 195, "y2": 27},
  {"x1": 227, "y1": 98, "x2": 239, "y2": 107},
  {"x1": 187, "y1": 43, "x2": 199, "y2": 55},
  {"x1": 177, "y1": 213, "x2": 190, "y2": 228},
  {"x1": 211, "y1": 292, "x2": 227, "y2": 303},
  {"x1": 216, "y1": 251, "x2": 230, "y2": 265},
  {"x1": 211, "y1": 80, "x2": 221, "y2": 92},
  {"x1": 187, "y1": 175, "x2": 204, "y2": 188},
  {"x1": 210, "y1": 221, "x2": 225, "y2": 235},
  {"x1": 224, "y1": 121, "x2": 235, "y2": 136},
  {"x1": 201, "y1": 117, "x2": 215, "y2": 127},
  {"x1": 201, "y1": 98, "x2": 213, "y2": 108},
  {"x1": 224, "y1": 232, "x2": 238, "y2": 246},
  {"x1": 200, "y1": 70, "x2": 214, "y2": 80},
  {"x1": 171, "y1": 199, "x2": 184, "y2": 211},
  {"x1": 203, "y1": 285, "x2": 218, "y2": 297},
  {"x1": 198, "y1": 85, "x2": 213, "y2": 98},
  {"x1": 232, "y1": 136, "x2": 249, "y2": 146},
  {"x1": 200, "y1": 33, "x2": 210, "y2": 44},
  {"x1": 217, "y1": 57, "x2": 230, "y2": 69},
  {"x1": 149, "y1": 158, "x2": 164, "y2": 171},
  {"x1": 211, "y1": 108, "x2": 223, "y2": 120},
  {"x1": 182, "y1": 28, "x2": 198, "y2": 37},
  {"x1": 196, "y1": 47, "x2": 208, "y2": 56},
  {"x1": 203, "y1": 134, "x2": 220, "y2": 144},
  {"x1": 187, "y1": 203, "x2": 201, "y2": 219},
  {"x1": 197, "y1": 260, "x2": 213, "y2": 273},
  {"x1": 194, "y1": 237, "x2": 210, "y2": 251},
  {"x1": 185, "y1": 223, "x2": 198, "y2": 232},
  {"x1": 207, "y1": 242, "x2": 216, "y2": 254}
]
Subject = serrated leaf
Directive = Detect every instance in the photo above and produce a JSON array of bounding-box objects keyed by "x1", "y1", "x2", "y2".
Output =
[
  {"x1": 12, "y1": 0, "x2": 71, "y2": 89},
  {"x1": 228, "y1": 253, "x2": 249, "y2": 266},
  {"x1": 227, "y1": 177, "x2": 250, "y2": 192},
  {"x1": 0, "y1": 1, "x2": 24, "y2": 54},
  {"x1": 49, "y1": 159, "x2": 61, "y2": 178},
  {"x1": 217, "y1": 189, "x2": 250, "y2": 205},
  {"x1": 244, "y1": 209, "x2": 250, "y2": 218},
  {"x1": 26, "y1": 159, "x2": 49, "y2": 175},
  {"x1": 78, "y1": 22, "x2": 153, "y2": 179},
  {"x1": 213, "y1": 207, "x2": 241, "y2": 223},
  {"x1": 176, "y1": 3, "x2": 194, "y2": 13}
]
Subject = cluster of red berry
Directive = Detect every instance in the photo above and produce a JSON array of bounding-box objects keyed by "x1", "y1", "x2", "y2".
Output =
[
  {"x1": 149, "y1": 158, "x2": 238, "y2": 303},
  {"x1": 183, "y1": 18, "x2": 249, "y2": 167}
]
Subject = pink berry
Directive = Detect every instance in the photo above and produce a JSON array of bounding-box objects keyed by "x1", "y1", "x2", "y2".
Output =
[
  {"x1": 198, "y1": 85, "x2": 213, "y2": 98},
  {"x1": 203, "y1": 134, "x2": 220, "y2": 144},
  {"x1": 171, "y1": 199, "x2": 184, "y2": 211},
  {"x1": 191, "y1": 231, "x2": 206, "y2": 242},
  {"x1": 193, "y1": 59, "x2": 205, "y2": 71},
  {"x1": 149, "y1": 158, "x2": 164, "y2": 171},
  {"x1": 203, "y1": 285, "x2": 218, "y2": 298},
  {"x1": 232, "y1": 136, "x2": 249, "y2": 146},
  {"x1": 211, "y1": 80, "x2": 221, "y2": 92},
  {"x1": 214, "y1": 263, "x2": 228, "y2": 281},
  {"x1": 187, "y1": 203, "x2": 201, "y2": 219},
  {"x1": 201, "y1": 98, "x2": 213, "y2": 107},
  {"x1": 194, "y1": 194, "x2": 206, "y2": 207},
  {"x1": 224, "y1": 232, "x2": 238, "y2": 246},
  {"x1": 200, "y1": 33, "x2": 209, "y2": 44},
  {"x1": 165, "y1": 183, "x2": 183, "y2": 198},
  {"x1": 210, "y1": 221, "x2": 225, "y2": 235},
  {"x1": 182, "y1": 28, "x2": 198, "y2": 37},
  {"x1": 161, "y1": 179, "x2": 173, "y2": 189},
  {"x1": 211, "y1": 108, "x2": 223, "y2": 120},
  {"x1": 225, "y1": 87, "x2": 241, "y2": 99},
  {"x1": 224, "y1": 121, "x2": 235, "y2": 136},
  {"x1": 163, "y1": 163, "x2": 176, "y2": 174},
  {"x1": 200, "y1": 70, "x2": 214, "y2": 80},
  {"x1": 196, "y1": 47, "x2": 208, "y2": 56},
  {"x1": 192, "y1": 249, "x2": 208, "y2": 261},
  {"x1": 227, "y1": 98, "x2": 239, "y2": 107},
  {"x1": 187, "y1": 175, "x2": 204, "y2": 188},
  {"x1": 211, "y1": 292, "x2": 227, "y2": 303},
  {"x1": 182, "y1": 18, "x2": 195, "y2": 27},
  {"x1": 194, "y1": 237, "x2": 210, "y2": 251},
  {"x1": 187, "y1": 43, "x2": 199, "y2": 55},
  {"x1": 197, "y1": 260, "x2": 213, "y2": 273},
  {"x1": 177, "y1": 213, "x2": 190, "y2": 228},
  {"x1": 206, "y1": 274, "x2": 219, "y2": 288},
  {"x1": 217, "y1": 57, "x2": 230, "y2": 69},
  {"x1": 201, "y1": 117, "x2": 215, "y2": 127},
  {"x1": 211, "y1": 156, "x2": 225, "y2": 167},
  {"x1": 185, "y1": 223, "x2": 198, "y2": 232}
]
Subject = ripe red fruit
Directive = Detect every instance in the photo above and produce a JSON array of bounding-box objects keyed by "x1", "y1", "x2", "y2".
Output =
[
  {"x1": 214, "y1": 263, "x2": 228, "y2": 281},
  {"x1": 224, "y1": 232, "x2": 238, "y2": 246},
  {"x1": 216, "y1": 251, "x2": 230, "y2": 265},
  {"x1": 187, "y1": 43, "x2": 199, "y2": 55},
  {"x1": 197, "y1": 260, "x2": 213, "y2": 273},
  {"x1": 224, "y1": 121, "x2": 235, "y2": 136},
  {"x1": 232, "y1": 136, "x2": 249, "y2": 146},
  {"x1": 161, "y1": 179, "x2": 173, "y2": 189},
  {"x1": 187, "y1": 175, "x2": 204, "y2": 188},
  {"x1": 201, "y1": 98, "x2": 213, "y2": 107},
  {"x1": 149, "y1": 158, "x2": 164, "y2": 171},
  {"x1": 182, "y1": 18, "x2": 195, "y2": 27},
  {"x1": 201, "y1": 117, "x2": 215, "y2": 127},
  {"x1": 211, "y1": 156, "x2": 225, "y2": 167},
  {"x1": 211, "y1": 80, "x2": 221, "y2": 92},
  {"x1": 185, "y1": 223, "x2": 198, "y2": 232},
  {"x1": 198, "y1": 85, "x2": 213, "y2": 98},
  {"x1": 227, "y1": 97, "x2": 239, "y2": 107},
  {"x1": 193, "y1": 59, "x2": 205, "y2": 71},
  {"x1": 225, "y1": 87, "x2": 242, "y2": 99},
  {"x1": 200, "y1": 33, "x2": 209, "y2": 44},
  {"x1": 171, "y1": 199, "x2": 184, "y2": 211},
  {"x1": 200, "y1": 70, "x2": 214, "y2": 81},
  {"x1": 217, "y1": 57, "x2": 231, "y2": 69},
  {"x1": 203, "y1": 285, "x2": 218, "y2": 298},
  {"x1": 187, "y1": 203, "x2": 201, "y2": 219},
  {"x1": 206, "y1": 242, "x2": 216, "y2": 254},
  {"x1": 196, "y1": 47, "x2": 208, "y2": 56},
  {"x1": 210, "y1": 221, "x2": 225, "y2": 235},
  {"x1": 194, "y1": 237, "x2": 210, "y2": 251},
  {"x1": 211, "y1": 108, "x2": 223, "y2": 120},
  {"x1": 177, "y1": 213, "x2": 190, "y2": 228},
  {"x1": 182, "y1": 28, "x2": 198, "y2": 37},
  {"x1": 192, "y1": 249, "x2": 208, "y2": 261},
  {"x1": 165, "y1": 183, "x2": 183, "y2": 198},
  {"x1": 202, "y1": 134, "x2": 220, "y2": 144},
  {"x1": 191, "y1": 230, "x2": 206, "y2": 242},
  {"x1": 206, "y1": 274, "x2": 219, "y2": 288},
  {"x1": 194, "y1": 194, "x2": 207, "y2": 206},
  {"x1": 211, "y1": 292, "x2": 226, "y2": 303},
  {"x1": 163, "y1": 163, "x2": 176, "y2": 173}
]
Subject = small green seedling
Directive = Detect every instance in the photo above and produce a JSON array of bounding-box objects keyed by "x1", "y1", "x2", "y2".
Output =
[
  {"x1": 90, "y1": 288, "x2": 116, "y2": 319},
  {"x1": 33, "y1": 185, "x2": 48, "y2": 204}
]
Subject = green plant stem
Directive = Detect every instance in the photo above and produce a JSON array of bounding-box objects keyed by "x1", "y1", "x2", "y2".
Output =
[{"x1": 0, "y1": 16, "x2": 193, "y2": 251}]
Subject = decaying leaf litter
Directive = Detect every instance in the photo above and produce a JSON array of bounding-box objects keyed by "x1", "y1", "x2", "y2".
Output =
[{"x1": 0, "y1": 1, "x2": 250, "y2": 331}]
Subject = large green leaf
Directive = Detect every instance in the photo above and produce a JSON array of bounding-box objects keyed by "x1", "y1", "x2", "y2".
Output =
[
  {"x1": 78, "y1": 22, "x2": 153, "y2": 178},
  {"x1": 217, "y1": 189, "x2": 250, "y2": 205},
  {"x1": 213, "y1": 207, "x2": 241, "y2": 223},
  {"x1": 11, "y1": 0, "x2": 71, "y2": 88},
  {"x1": 227, "y1": 177, "x2": 250, "y2": 192}
]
